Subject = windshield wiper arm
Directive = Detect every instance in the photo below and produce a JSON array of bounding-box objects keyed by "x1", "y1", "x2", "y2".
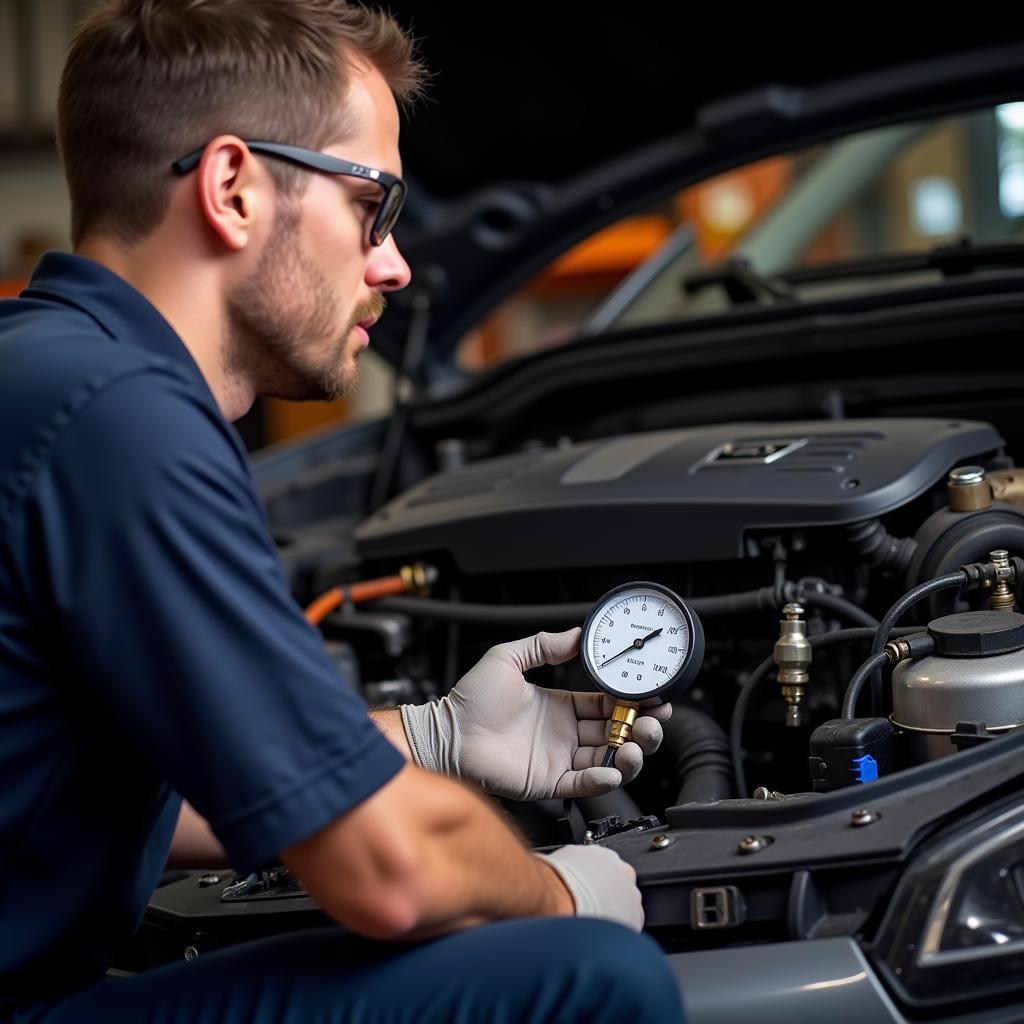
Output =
[
  {"x1": 681, "y1": 257, "x2": 795, "y2": 306},
  {"x1": 780, "y1": 237, "x2": 1024, "y2": 288},
  {"x1": 929, "y1": 237, "x2": 1024, "y2": 275}
]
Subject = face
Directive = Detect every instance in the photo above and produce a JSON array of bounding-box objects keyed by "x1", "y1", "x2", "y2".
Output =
[{"x1": 226, "y1": 59, "x2": 411, "y2": 402}]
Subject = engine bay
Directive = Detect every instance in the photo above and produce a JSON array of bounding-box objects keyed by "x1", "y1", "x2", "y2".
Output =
[
  {"x1": 301, "y1": 416, "x2": 1024, "y2": 803},
  {"x1": 144, "y1": 413, "x2": 1024, "y2": 1012}
]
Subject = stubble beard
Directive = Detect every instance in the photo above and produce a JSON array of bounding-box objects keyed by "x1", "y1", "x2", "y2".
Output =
[{"x1": 225, "y1": 202, "x2": 385, "y2": 403}]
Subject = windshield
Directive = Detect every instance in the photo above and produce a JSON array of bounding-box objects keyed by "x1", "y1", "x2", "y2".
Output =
[
  {"x1": 457, "y1": 103, "x2": 1024, "y2": 369},
  {"x1": 590, "y1": 103, "x2": 1024, "y2": 330}
]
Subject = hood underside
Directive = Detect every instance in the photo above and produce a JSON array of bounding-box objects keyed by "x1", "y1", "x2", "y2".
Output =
[{"x1": 364, "y1": 12, "x2": 1024, "y2": 370}]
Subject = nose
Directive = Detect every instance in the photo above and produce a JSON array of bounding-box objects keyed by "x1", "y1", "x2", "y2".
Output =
[{"x1": 366, "y1": 233, "x2": 412, "y2": 292}]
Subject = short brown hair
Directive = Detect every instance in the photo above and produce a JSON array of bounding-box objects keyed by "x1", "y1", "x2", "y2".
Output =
[{"x1": 58, "y1": 0, "x2": 425, "y2": 247}]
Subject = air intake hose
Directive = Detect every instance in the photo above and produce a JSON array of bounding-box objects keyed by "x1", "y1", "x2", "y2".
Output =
[{"x1": 659, "y1": 706, "x2": 734, "y2": 805}]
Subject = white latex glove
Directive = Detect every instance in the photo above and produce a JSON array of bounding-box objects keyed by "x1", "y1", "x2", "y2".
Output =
[
  {"x1": 536, "y1": 845, "x2": 644, "y2": 931},
  {"x1": 399, "y1": 627, "x2": 671, "y2": 800}
]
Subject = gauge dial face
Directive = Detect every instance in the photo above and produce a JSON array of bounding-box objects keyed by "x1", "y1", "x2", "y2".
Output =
[{"x1": 581, "y1": 582, "x2": 702, "y2": 701}]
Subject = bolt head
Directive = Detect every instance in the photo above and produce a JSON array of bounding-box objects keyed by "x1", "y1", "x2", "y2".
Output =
[
  {"x1": 851, "y1": 809, "x2": 880, "y2": 827},
  {"x1": 650, "y1": 833, "x2": 673, "y2": 851},
  {"x1": 737, "y1": 834, "x2": 770, "y2": 854}
]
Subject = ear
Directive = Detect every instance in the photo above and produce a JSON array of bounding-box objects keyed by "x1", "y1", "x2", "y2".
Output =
[{"x1": 191, "y1": 136, "x2": 267, "y2": 252}]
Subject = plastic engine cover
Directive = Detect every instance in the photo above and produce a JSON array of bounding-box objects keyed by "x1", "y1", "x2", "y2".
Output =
[{"x1": 355, "y1": 418, "x2": 1002, "y2": 572}]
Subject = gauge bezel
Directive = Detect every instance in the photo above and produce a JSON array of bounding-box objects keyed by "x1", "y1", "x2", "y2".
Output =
[{"x1": 580, "y1": 580, "x2": 704, "y2": 701}]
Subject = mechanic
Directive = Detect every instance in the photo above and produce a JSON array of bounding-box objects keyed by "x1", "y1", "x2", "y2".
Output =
[{"x1": 0, "y1": 2, "x2": 684, "y2": 1021}]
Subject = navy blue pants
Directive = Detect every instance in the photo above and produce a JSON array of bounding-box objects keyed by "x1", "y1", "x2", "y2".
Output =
[{"x1": 15, "y1": 919, "x2": 683, "y2": 1023}]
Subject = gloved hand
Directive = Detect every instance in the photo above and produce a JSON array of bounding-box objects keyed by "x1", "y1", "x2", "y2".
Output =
[
  {"x1": 536, "y1": 845, "x2": 644, "y2": 931},
  {"x1": 399, "y1": 627, "x2": 671, "y2": 800}
]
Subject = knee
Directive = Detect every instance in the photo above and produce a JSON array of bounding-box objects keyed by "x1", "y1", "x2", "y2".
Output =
[
  {"x1": 579, "y1": 921, "x2": 682, "y2": 1021},
  {"x1": 527, "y1": 919, "x2": 682, "y2": 1022}
]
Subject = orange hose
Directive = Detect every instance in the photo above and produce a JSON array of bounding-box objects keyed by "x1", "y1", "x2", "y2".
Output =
[
  {"x1": 304, "y1": 575, "x2": 408, "y2": 626},
  {"x1": 347, "y1": 576, "x2": 409, "y2": 603},
  {"x1": 304, "y1": 589, "x2": 344, "y2": 625}
]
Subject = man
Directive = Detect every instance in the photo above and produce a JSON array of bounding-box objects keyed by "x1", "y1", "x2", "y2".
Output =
[{"x1": 0, "y1": 2, "x2": 684, "y2": 1021}]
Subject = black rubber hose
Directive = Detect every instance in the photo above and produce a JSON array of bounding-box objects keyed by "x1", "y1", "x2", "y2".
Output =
[
  {"x1": 868, "y1": 571, "x2": 965, "y2": 714},
  {"x1": 729, "y1": 626, "x2": 920, "y2": 799},
  {"x1": 659, "y1": 706, "x2": 734, "y2": 805},
  {"x1": 797, "y1": 590, "x2": 878, "y2": 628},
  {"x1": 374, "y1": 592, "x2": 778, "y2": 626},
  {"x1": 373, "y1": 596, "x2": 593, "y2": 625},
  {"x1": 729, "y1": 655, "x2": 774, "y2": 800},
  {"x1": 846, "y1": 519, "x2": 918, "y2": 576},
  {"x1": 840, "y1": 651, "x2": 893, "y2": 720},
  {"x1": 373, "y1": 585, "x2": 871, "y2": 628},
  {"x1": 688, "y1": 587, "x2": 779, "y2": 617}
]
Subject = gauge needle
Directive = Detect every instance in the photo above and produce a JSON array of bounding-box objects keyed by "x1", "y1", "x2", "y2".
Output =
[{"x1": 600, "y1": 628, "x2": 663, "y2": 668}]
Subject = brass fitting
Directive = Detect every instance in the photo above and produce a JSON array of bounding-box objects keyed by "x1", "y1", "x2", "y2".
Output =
[
  {"x1": 400, "y1": 562, "x2": 438, "y2": 596},
  {"x1": 883, "y1": 631, "x2": 935, "y2": 665},
  {"x1": 774, "y1": 603, "x2": 812, "y2": 727},
  {"x1": 947, "y1": 466, "x2": 992, "y2": 512},
  {"x1": 988, "y1": 549, "x2": 1016, "y2": 612},
  {"x1": 607, "y1": 703, "x2": 639, "y2": 750},
  {"x1": 884, "y1": 637, "x2": 912, "y2": 664}
]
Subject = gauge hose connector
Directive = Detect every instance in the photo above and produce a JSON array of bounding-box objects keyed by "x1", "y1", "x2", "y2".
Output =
[
  {"x1": 608, "y1": 703, "x2": 638, "y2": 749},
  {"x1": 602, "y1": 703, "x2": 638, "y2": 768}
]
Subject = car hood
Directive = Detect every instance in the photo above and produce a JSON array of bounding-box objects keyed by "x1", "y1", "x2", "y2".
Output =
[{"x1": 372, "y1": 11, "x2": 1024, "y2": 374}]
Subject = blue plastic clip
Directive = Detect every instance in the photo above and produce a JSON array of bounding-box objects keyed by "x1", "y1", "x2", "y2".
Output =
[{"x1": 851, "y1": 754, "x2": 878, "y2": 783}]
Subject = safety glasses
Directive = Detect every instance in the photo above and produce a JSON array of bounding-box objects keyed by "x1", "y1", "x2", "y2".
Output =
[{"x1": 171, "y1": 139, "x2": 406, "y2": 246}]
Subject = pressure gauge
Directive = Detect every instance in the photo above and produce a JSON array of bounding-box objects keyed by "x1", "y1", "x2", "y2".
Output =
[{"x1": 580, "y1": 581, "x2": 704, "y2": 701}]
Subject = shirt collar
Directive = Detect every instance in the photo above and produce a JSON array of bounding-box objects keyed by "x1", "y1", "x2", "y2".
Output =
[{"x1": 23, "y1": 251, "x2": 208, "y2": 389}]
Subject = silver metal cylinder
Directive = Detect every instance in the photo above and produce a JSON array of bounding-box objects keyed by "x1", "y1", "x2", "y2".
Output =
[
  {"x1": 892, "y1": 647, "x2": 1024, "y2": 760},
  {"x1": 774, "y1": 603, "x2": 811, "y2": 728}
]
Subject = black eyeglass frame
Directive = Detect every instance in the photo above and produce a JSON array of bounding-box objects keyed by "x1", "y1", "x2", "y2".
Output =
[{"x1": 171, "y1": 139, "x2": 406, "y2": 246}]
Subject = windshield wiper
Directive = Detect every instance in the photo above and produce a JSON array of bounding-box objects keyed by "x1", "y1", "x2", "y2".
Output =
[
  {"x1": 928, "y1": 237, "x2": 1024, "y2": 275},
  {"x1": 781, "y1": 237, "x2": 1024, "y2": 287},
  {"x1": 681, "y1": 257, "x2": 795, "y2": 305},
  {"x1": 684, "y1": 239, "x2": 1024, "y2": 306}
]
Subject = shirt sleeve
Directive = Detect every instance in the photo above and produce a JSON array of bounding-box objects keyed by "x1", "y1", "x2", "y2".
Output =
[{"x1": 21, "y1": 368, "x2": 404, "y2": 872}]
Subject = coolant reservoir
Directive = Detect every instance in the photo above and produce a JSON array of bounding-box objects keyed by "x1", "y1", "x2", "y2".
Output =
[{"x1": 891, "y1": 611, "x2": 1024, "y2": 761}]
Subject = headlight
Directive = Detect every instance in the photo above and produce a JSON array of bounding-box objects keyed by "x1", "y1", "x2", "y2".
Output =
[{"x1": 873, "y1": 802, "x2": 1024, "y2": 1011}]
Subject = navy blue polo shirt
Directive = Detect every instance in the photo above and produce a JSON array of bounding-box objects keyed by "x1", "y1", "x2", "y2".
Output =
[{"x1": 0, "y1": 253, "x2": 404, "y2": 1007}]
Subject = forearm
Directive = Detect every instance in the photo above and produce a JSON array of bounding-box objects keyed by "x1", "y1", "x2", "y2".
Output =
[
  {"x1": 282, "y1": 765, "x2": 573, "y2": 939},
  {"x1": 167, "y1": 799, "x2": 228, "y2": 868},
  {"x1": 401, "y1": 772, "x2": 573, "y2": 934},
  {"x1": 369, "y1": 707, "x2": 413, "y2": 761}
]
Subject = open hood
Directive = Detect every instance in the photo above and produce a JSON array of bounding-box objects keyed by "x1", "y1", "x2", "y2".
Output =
[{"x1": 368, "y1": 10, "x2": 1024, "y2": 373}]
